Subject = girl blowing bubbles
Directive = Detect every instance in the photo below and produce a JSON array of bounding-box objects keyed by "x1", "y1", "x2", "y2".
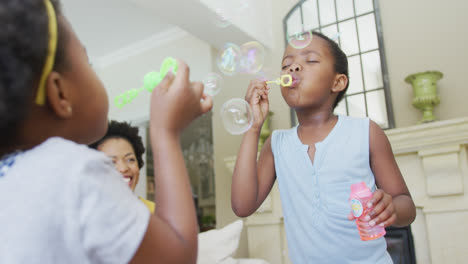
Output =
[
  {"x1": 0, "y1": 0, "x2": 212, "y2": 263},
  {"x1": 231, "y1": 31, "x2": 416, "y2": 263}
]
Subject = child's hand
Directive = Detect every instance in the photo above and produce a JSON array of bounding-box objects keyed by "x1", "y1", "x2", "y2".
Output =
[
  {"x1": 245, "y1": 79, "x2": 270, "y2": 131},
  {"x1": 348, "y1": 189, "x2": 396, "y2": 228},
  {"x1": 366, "y1": 189, "x2": 396, "y2": 227},
  {"x1": 149, "y1": 60, "x2": 213, "y2": 135}
]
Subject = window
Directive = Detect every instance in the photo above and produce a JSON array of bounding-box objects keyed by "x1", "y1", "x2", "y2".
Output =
[
  {"x1": 144, "y1": 112, "x2": 216, "y2": 231},
  {"x1": 284, "y1": 0, "x2": 394, "y2": 129}
]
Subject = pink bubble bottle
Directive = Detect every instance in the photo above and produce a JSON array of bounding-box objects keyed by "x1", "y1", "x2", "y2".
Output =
[{"x1": 349, "y1": 182, "x2": 386, "y2": 241}]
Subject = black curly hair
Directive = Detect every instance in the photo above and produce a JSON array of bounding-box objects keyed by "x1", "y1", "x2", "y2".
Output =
[
  {"x1": 311, "y1": 31, "x2": 349, "y2": 109},
  {"x1": 90, "y1": 120, "x2": 146, "y2": 169},
  {"x1": 0, "y1": 0, "x2": 68, "y2": 146}
]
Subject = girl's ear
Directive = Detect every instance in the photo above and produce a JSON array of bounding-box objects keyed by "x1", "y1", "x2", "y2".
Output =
[
  {"x1": 45, "y1": 71, "x2": 73, "y2": 119},
  {"x1": 332, "y1": 73, "x2": 348, "y2": 93}
]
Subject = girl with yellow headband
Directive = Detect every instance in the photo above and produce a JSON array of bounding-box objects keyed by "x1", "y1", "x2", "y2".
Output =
[{"x1": 0, "y1": 0, "x2": 212, "y2": 263}]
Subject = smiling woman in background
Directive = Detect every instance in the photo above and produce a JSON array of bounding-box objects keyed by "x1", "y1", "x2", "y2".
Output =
[{"x1": 90, "y1": 120, "x2": 155, "y2": 213}]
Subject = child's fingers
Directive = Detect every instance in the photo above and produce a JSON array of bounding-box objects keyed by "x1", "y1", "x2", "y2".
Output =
[
  {"x1": 257, "y1": 88, "x2": 270, "y2": 104},
  {"x1": 246, "y1": 80, "x2": 267, "y2": 100},
  {"x1": 378, "y1": 214, "x2": 397, "y2": 228},
  {"x1": 251, "y1": 79, "x2": 267, "y2": 86},
  {"x1": 368, "y1": 189, "x2": 384, "y2": 208},
  {"x1": 246, "y1": 80, "x2": 261, "y2": 97},
  {"x1": 192, "y1": 81, "x2": 214, "y2": 114},
  {"x1": 347, "y1": 212, "x2": 356, "y2": 221},
  {"x1": 370, "y1": 191, "x2": 392, "y2": 217},
  {"x1": 257, "y1": 87, "x2": 268, "y2": 100},
  {"x1": 155, "y1": 71, "x2": 175, "y2": 93},
  {"x1": 200, "y1": 94, "x2": 213, "y2": 114},
  {"x1": 256, "y1": 88, "x2": 266, "y2": 97},
  {"x1": 261, "y1": 89, "x2": 270, "y2": 102},
  {"x1": 369, "y1": 199, "x2": 395, "y2": 227},
  {"x1": 369, "y1": 199, "x2": 387, "y2": 218},
  {"x1": 368, "y1": 205, "x2": 390, "y2": 226},
  {"x1": 252, "y1": 89, "x2": 261, "y2": 105},
  {"x1": 172, "y1": 59, "x2": 190, "y2": 90},
  {"x1": 191, "y1": 81, "x2": 204, "y2": 98}
]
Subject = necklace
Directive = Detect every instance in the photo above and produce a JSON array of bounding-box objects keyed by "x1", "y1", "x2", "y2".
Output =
[{"x1": 0, "y1": 151, "x2": 22, "y2": 177}]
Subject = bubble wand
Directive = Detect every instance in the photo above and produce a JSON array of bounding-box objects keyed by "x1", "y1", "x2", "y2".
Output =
[
  {"x1": 266, "y1": 74, "x2": 293, "y2": 87},
  {"x1": 114, "y1": 57, "x2": 178, "y2": 108}
]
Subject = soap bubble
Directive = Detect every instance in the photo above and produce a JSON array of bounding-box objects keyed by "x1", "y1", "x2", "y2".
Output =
[
  {"x1": 217, "y1": 43, "x2": 241, "y2": 76},
  {"x1": 220, "y1": 98, "x2": 253, "y2": 135},
  {"x1": 213, "y1": 0, "x2": 251, "y2": 28},
  {"x1": 255, "y1": 67, "x2": 279, "y2": 84},
  {"x1": 331, "y1": 32, "x2": 342, "y2": 42},
  {"x1": 239, "y1": 41, "x2": 265, "y2": 75},
  {"x1": 241, "y1": 0, "x2": 250, "y2": 8},
  {"x1": 202, "y1": 72, "x2": 223, "y2": 97},
  {"x1": 287, "y1": 30, "x2": 313, "y2": 49},
  {"x1": 214, "y1": 7, "x2": 232, "y2": 28}
]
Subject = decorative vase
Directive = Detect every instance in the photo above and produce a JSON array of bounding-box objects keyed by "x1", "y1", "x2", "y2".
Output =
[
  {"x1": 405, "y1": 71, "x2": 443, "y2": 123},
  {"x1": 259, "y1": 111, "x2": 273, "y2": 150}
]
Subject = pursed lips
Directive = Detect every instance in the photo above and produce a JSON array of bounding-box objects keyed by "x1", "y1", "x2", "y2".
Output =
[{"x1": 286, "y1": 73, "x2": 301, "y2": 88}]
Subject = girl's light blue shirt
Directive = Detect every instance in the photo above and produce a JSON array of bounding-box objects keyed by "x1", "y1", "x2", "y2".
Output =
[{"x1": 271, "y1": 115, "x2": 392, "y2": 264}]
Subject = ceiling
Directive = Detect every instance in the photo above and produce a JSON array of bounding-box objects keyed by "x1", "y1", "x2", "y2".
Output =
[{"x1": 61, "y1": 0, "x2": 175, "y2": 61}]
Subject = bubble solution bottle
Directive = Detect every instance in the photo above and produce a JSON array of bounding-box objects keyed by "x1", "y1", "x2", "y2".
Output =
[{"x1": 349, "y1": 182, "x2": 386, "y2": 241}]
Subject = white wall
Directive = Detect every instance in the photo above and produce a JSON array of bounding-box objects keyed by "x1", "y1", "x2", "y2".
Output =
[{"x1": 378, "y1": 0, "x2": 468, "y2": 127}]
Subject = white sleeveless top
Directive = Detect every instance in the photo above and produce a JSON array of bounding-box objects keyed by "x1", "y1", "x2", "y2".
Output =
[{"x1": 271, "y1": 115, "x2": 392, "y2": 264}]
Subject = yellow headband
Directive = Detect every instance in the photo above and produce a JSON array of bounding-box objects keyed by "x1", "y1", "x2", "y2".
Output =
[{"x1": 35, "y1": 0, "x2": 58, "y2": 105}]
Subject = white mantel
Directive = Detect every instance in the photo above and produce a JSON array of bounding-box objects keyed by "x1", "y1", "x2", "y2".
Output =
[
  {"x1": 386, "y1": 117, "x2": 468, "y2": 264},
  {"x1": 225, "y1": 117, "x2": 468, "y2": 264}
]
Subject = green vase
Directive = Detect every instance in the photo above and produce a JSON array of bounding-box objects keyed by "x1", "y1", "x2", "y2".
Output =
[
  {"x1": 405, "y1": 71, "x2": 443, "y2": 123},
  {"x1": 258, "y1": 111, "x2": 273, "y2": 150}
]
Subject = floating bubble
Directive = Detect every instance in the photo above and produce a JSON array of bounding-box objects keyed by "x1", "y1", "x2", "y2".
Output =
[
  {"x1": 214, "y1": 7, "x2": 232, "y2": 28},
  {"x1": 239, "y1": 0, "x2": 250, "y2": 9},
  {"x1": 255, "y1": 67, "x2": 279, "y2": 82},
  {"x1": 217, "y1": 43, "x2": 241, "y2": 76},
  {"x1": 220, "y1": 98, "x2": 253, "y2": 135},
  {"x1": 331, "y1": 32, "x2": 342, "y2": 42},
  {"x1": 239, "y1": 41, "x2": 265, "y2": 75},
  {"x1": 202, "y1": 72, "x2": 223, "y2": 97},
  {"x1": 213, "y1": 0, "x2": 251, "y2": 28},
  {"x1": 287, "y1": 30, "x2": 313, "y2": 49}
]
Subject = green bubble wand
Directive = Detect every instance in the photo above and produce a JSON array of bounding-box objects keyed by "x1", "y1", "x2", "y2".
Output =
[{"x1": 114, "y1": 57, "x2": 178, "y2": 108}]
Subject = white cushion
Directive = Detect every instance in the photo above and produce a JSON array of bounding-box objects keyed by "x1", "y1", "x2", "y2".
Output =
[{"x1": 197, "y1": 220, "x2": 243, "y2": 264}]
